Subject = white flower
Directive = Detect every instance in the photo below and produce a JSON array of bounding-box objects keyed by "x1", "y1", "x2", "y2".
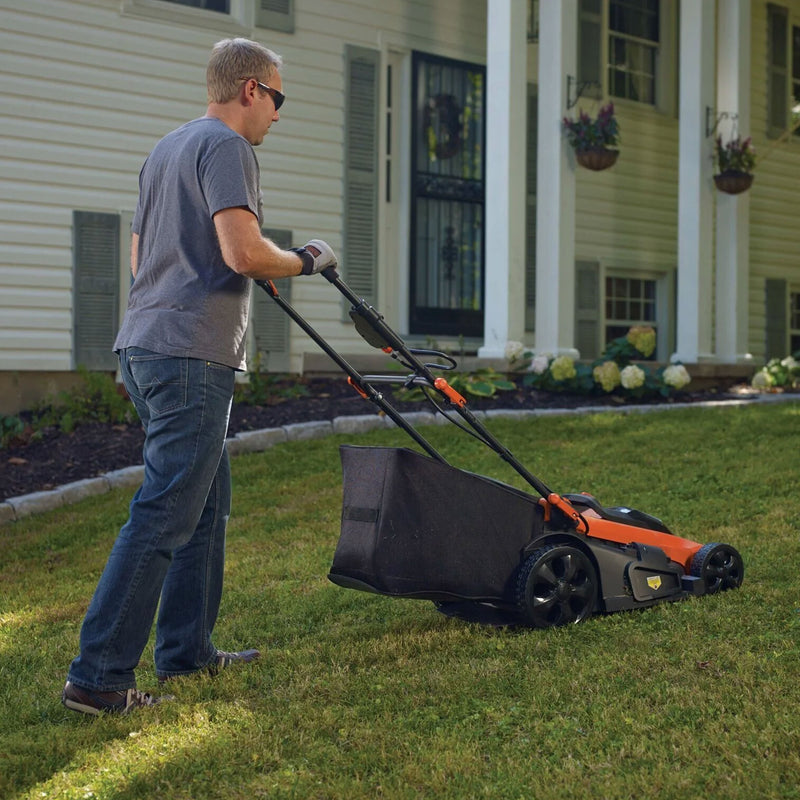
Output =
[
  {"x1": 504, "y1": 340, "x2": 525, "y2": 361},
  {"x1": 781, "y1": 356, "x2": 799, "y2": 371},
  {"x1": 663, "y1": 364, "x2": 691, "y2": 390},
  {"x1": 530, "y1": 354, "x2": 550, "y2": 375},
  {"x1": 751, "y1": 370, "x2": 773, "y2": 390},
  {"x1": 620, "y1": 364, "x2": 645, "y2": 390}
]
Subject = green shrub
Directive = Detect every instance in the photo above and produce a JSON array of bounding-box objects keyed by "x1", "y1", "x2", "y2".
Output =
[
  {"x1": 235, "y1": 354, "x2": 309, "y2": 406},
  {"x1": 509, "y1": 326, "x2": 692, "y2": 400},
  {"x1": 751, "y1": 354, "x2": 800, "y2": 390},
  {"x1": 0, "y1": 413, "x2": 25, "y2": 449},
  {"x1": 35, "y1": 368, "x2": 134, "y2": 433}
]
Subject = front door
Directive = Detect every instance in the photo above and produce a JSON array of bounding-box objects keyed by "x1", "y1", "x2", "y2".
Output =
[{"x1": 410, "y1": 52, "x2": 486, "y2": 337}]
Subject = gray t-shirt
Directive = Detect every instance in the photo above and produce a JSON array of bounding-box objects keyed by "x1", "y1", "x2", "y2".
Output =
[{"x1": 114, "y1": 117, "x2": 262, "y2": 370}]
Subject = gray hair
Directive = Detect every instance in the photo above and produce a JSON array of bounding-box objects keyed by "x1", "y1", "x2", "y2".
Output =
[{"x1": 206, "y1": 38, "x2": 283, "y2": 104}]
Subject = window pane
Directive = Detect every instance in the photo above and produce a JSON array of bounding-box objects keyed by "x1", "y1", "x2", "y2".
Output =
[
  {"x1": 605, "y1": 274, "x2": 658, "y2": 358},
  {"x1": 164, "y1": 0, "x2": 230, "y2": 10},
  {"x1": 610, "y1": 0, "x2": 659, "y2": 42},
  {"x1": 608, "y1": 35, "x2": 656, "y2": 103},
  {"x1": 791, "y1": 292, "x2": 800, "y2": 328},
  {"x1": 794, "y1": 26, "x2": 800, "y2": 78}
]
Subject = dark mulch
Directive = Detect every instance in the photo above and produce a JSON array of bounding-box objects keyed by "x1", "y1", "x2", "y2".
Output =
[{"x1": 0, "y1": 375, "x2": 758, "y2": 503}]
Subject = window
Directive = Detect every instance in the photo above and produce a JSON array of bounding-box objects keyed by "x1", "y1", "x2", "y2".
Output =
[
  {"x1": 793, "y1": 25, "x2": 800, "y2": 135},
  {"x1": 121, "y1": 0, "x2": 295, "y2": 34},
  {"x1": 605, "y1": 275, "x2": 657, "y2": 357},
  {"x1": 578, "y1": 0, "x2": 671, "y2": 109},
  {"x1": 791, "y1": 290, "x2": 800, "y2": 354},
  {"x1": 608, "y1": 0, "x2": 659, "y2": 104},
  {"x1": 767, "y1": 4, "x2": 800, "y2": 138},
  {"x1": 162, "y1": 0, "x2": 229, "y2": 11}
]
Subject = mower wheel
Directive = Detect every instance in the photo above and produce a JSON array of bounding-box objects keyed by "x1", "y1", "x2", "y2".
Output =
[
  {"x1": 690, "y1": 542, "x2": 744, "y2": 594},
  {"x1": 516, "y1": 544, "x2": 598, "y2": 628}
]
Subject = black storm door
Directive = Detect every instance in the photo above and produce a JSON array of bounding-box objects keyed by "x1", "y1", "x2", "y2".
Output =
[{"x1": 410, "y1": 52, "x2": 486, "y2": 337}]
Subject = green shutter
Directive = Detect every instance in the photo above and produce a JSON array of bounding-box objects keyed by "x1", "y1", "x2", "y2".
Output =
[
  {"x1": 575, "y1": 261, "x2": 600, "y2": 359},
  {"x1": 765, "y1": 278, "x2": 787, "y2": 358},
  {"x1": 344, "y1": 45, "x2": 380, "y2": 308},
  {"x1": 72, "y1": 211, "x2": 120, "y2": 371},
  {"x1": 249, "y1": 228, "x2": 293, "y2": 372},
  {"x1": 255, "y1": 0, "x2": 294, "y2": 33},
  {"x1": 578, "y1": 0, "x2": 603, "y2": 99},
  {"x1": 525, "y1": 84, "x2": 537, "y2": 332}
]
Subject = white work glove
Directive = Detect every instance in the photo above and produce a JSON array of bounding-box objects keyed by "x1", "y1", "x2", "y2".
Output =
[{"x1": 291, "y1": 239, "x2": 338, "y2": 275}]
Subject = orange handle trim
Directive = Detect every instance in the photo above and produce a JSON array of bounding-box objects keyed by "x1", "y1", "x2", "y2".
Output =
[
  {"x1": 434, "y1": 377, "x2": 467, "y2": 407},
  {"x1": 547, "y1": 493, "x2": 588, "y2": 533},
  {"x1": 347, "y1": 376, "x2": 369, "y2": 399}
]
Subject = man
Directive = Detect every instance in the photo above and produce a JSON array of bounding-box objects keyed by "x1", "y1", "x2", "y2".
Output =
[{"x1": 62, "y1": 38, "x2": 336, "y2": 715}]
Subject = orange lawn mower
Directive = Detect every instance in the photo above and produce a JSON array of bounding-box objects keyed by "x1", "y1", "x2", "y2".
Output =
[{"x1": 257, "y1": 267, "x2": 744, "y2": 628}]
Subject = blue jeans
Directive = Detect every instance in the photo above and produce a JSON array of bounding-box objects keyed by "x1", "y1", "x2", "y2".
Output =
[{"x1": 67, "y1": 347, "x2": 235, "y2": 690}]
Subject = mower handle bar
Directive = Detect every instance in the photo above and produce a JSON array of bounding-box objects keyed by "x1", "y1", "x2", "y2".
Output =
[{"x1": 317, "y1": 266, "x2": 560, "y2": 503}]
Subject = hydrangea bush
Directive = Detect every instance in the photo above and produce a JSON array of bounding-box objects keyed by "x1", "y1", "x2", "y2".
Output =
[
  {"x1": 750, "y1": 355, "x2": 800, "y2": 390},
  {"x1": 507, "y1": 326, "x2": 692, "y2": 399}
]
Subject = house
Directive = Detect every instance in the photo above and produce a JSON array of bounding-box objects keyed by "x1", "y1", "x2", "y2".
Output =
[{"x1": 1, "y1": 0, "x2": 799, "y2": 415}]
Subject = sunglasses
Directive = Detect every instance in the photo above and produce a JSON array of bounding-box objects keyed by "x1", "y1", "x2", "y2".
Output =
[{"x1": 240, "y1": 77, "x2": 285, "y2": 111}]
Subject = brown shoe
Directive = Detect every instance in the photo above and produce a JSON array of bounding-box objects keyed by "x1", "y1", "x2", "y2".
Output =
[
  {"x1": 62, "y1": 681, "x2": 173, "y2": 716},
  {"x1": 158, "y1": 648, "x2": 261, "y2": 683}
]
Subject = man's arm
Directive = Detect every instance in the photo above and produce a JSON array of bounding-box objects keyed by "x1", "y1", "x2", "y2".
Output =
[{"x1": 213, "y1": 207, "x2": 305, "y2": 279}]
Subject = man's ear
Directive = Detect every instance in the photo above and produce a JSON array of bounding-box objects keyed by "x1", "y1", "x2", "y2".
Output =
[{"x1": 240, "y1": 78, "x2": 257, "y2": 107}]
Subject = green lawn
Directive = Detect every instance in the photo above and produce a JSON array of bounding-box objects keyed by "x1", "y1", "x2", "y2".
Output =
[{"x1": 2, "y1": 402, "x2": 799, "y2": 799}]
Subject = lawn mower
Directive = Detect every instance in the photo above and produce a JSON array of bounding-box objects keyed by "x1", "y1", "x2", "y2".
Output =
[{"x1": 256, "y1": 268, "x2": 744, "y2": 628}]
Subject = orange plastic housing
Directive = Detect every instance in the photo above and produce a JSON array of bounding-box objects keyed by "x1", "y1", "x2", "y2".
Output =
[{"x1": 577, "y1": 508, "x2": 702, "y2": 572}]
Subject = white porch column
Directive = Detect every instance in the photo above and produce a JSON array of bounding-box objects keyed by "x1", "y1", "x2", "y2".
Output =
[
  {"x1": 533, "y1": 0, "x2": 578, "y2": 357},
  {"x1": 715, "y1": 0, "x2": 752, "y2": 363},
  {"x1": 674, "y1": 0, "x2": 716, "y2": 363},
  {"x1": 479, "y1": 0, "x2": 527, "y2": 358}
]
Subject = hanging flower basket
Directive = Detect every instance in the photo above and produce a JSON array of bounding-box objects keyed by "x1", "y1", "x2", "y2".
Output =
[
  {"x1": 575, "y1": 147, "x2": 619, "y2": 171},
  {"x1": 713, "y1": 170, "x2": 754, "y2": 195},
  {"x1": 563, "y1": 103, "x2": 620, "y2": 172},
  {"x1": 713, "y1": 135, "x2": 755, "y2": 194}
]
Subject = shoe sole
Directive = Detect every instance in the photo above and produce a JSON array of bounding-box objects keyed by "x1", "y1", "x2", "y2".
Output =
[{"x1": 62, "y1": 696, "x2": 114, "y2": 716}]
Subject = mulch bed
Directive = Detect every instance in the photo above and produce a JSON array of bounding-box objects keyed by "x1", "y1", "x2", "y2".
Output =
[{"x1": 0, "y1": 376, "x2": 760, "y2": 503}]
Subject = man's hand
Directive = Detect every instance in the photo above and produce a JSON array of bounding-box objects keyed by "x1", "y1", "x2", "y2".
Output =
[{"x1": 295, "y1": 239, "x2": 338, "y2": 275}]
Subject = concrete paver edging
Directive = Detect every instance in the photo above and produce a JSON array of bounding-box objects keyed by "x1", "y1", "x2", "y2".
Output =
[{"x1": 1, "y1": 393, "x2": 796, "y2": 525}]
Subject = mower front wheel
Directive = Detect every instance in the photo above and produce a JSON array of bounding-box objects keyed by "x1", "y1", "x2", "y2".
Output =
[
  {"x1": 516, "y1": 544, "x2": 598, "y2": 628},
  {"x1": 690, "y1": 542, "x2": 744, "y2": 594}
]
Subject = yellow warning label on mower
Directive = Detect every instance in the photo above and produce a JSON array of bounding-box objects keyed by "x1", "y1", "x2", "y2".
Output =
[{"x1": 646, "y1": 575, "x2": 662, "y2": 590}]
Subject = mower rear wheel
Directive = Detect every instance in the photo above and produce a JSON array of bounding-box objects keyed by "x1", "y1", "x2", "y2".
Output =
[
  {"x1": 690, "y1": 542, "x2": 744, "y2": 594},
  {"x1": 516, "y1": 545, "x2": 598, "y2": 628}
]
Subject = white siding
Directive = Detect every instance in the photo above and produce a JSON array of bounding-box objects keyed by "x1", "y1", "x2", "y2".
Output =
[
  {"x1": 3, "y1": 0, "x2": 799, "y2": 377},
  {"x1": 748, "y1": 0, "x2": 800, "y2": 360},
  {"x1": 0, "y1": 0, "x2": 487, "y2": 373}
]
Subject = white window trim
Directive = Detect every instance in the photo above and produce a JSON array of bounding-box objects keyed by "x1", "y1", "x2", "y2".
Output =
[
  {"x1": 121, "y1": 0, "x2": 252, "y2": 35},
  {"x1": 582, "y1": 0, "x2": 676, "y2": 116},
  {"x1": 601, "y1": 265, "x2": 674, "y2": 361}
]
